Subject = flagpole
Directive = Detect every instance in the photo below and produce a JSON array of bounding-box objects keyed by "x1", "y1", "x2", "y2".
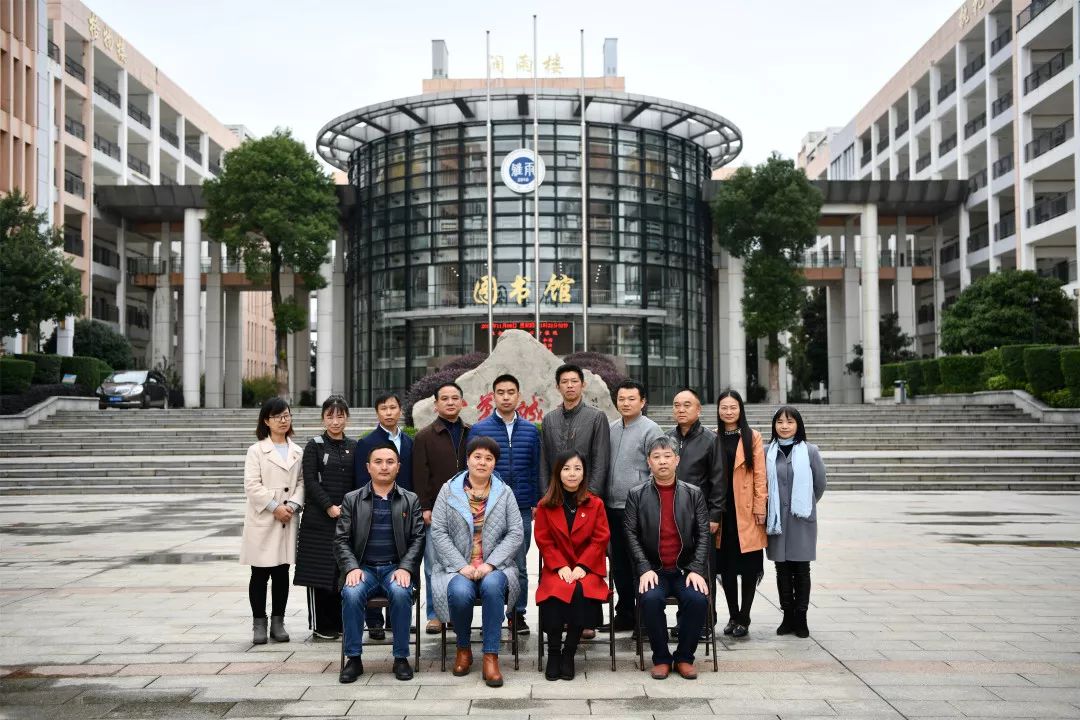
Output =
[
  {"x1": 579, "y1": 28, "x2": 588, "y2": 352},
  {"x1": 532, "y1": 14, "x2": 541, "y2": 341},
  {"x1": 486, "y1": 30, "x2": 494, "y2": 354}
]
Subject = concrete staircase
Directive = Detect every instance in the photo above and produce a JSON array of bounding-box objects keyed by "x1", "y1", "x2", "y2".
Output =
[{"x1": 0, "y1": 404, "x2": 1078, "y2": 494}]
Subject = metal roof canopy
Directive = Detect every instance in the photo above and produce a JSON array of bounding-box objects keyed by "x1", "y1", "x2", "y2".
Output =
[
  {"x1": 94, "y1": 185, "x2": 206, "y2": 223},
  {"x1": 317, "y1": 88, "x2": 743, "y2": 171},
  {"x1": 812, "y1": 179, "x2": 968, "y2": 216}
]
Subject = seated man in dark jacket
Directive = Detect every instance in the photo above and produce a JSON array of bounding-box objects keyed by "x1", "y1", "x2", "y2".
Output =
[
  {"x1": 624, "y1": 435, "x2": 712, "y2": 681},
  {"x1": 334, "y1": 443, "x2": 425, "y2": 683}
]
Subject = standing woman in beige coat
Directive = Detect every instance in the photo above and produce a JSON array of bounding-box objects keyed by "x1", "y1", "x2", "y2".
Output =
[{"x1": 242, "y1": 397, "x2": 305, "y2": 645}]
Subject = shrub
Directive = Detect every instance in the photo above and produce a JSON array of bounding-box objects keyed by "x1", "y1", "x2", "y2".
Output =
[
  {"x1": 46, "y1": 319, "x2": 133, "y2": 370},
  {"x1": 1001, "y1": 344, "x2": 1041, "y2": 385},
  {"x1": 985, "y1": 374, "x2": 1011, "y2": 391},
  {"x1": 917, "y1": 359, "x2": 940, "y2": 393},
  {"x1": 404, "y1": 369, "x2": 462, "y2": 424},
  {"x1": 881, "y1": 363, "x2": 903, "y2": 393},
  {"x1": 1024, "y1": 346, "x2": 1065, "y2": 395},
  {"x1": 242, "y1": 374, "x2": 278, "y2": 408},
  {"x1": 980, "y1": 348, "x2": 1003, "y2": 386},
  {"x1": 899, "y1": 360, "x2": 924, "y2": 396},
  {"x1": 564, "y1": 351, "x2": 627, "y2": 402},
  {"x1": 59, "y1": 355, "x2": 112, "y2": 389},
  {"x1": 1060, "y1": 348, "x2": 1080, "y2": 393},
  {"x1": 938, "y1": 355, "x2": 986, "y2": 393},
  {"x1": 439, "y1": 352, "x2": 488, "y2": 374},
  {"x1": 1044, "y1": 388, "x2": 1080, "y2": 408},
  {"x1": 0, "y1": 359, "x2": 36, "y2": 394},
  {"x1": 298, "y1": 389, "x2": 316, "y2": 407},
  {"x1": 14, "y1": 353, "x2": 62, "y2": 384}
]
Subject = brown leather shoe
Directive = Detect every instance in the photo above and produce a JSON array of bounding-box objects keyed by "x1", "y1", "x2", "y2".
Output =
[
  {"x1": 482, "y1": 652, "x2": 503, "y2": 687},
  {"x1": 452, "y1": 647, "x2": 472, "y2": 676},
  {"x1": 426, "y1": 619, "x2": 444, "y2": 635},
  {"x1": 650, "y1": 663, "x2": 671, "y2": 679},
  {"x1": 581, "y1": 628, "x2": 596, "y2": 639},
  {"x1": 674, "y1": 661, "x2": 698, "y2": 679}
]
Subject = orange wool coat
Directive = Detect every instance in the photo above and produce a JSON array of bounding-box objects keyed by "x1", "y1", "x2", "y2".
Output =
[
  {"x1": 719, "y1": 429, "x2": 768, "y2": 554},
  {"x1": 534, "y1": 494, "x2": 611, "y2": 604}
]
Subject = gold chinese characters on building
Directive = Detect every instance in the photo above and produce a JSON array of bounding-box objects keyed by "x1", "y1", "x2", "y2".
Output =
[
  {"x1": 472, "y1": 274, "x2": 576, "y2": 306},
  {"x1": 88, "y1": 13, "x2": 126, "y2": 64}
]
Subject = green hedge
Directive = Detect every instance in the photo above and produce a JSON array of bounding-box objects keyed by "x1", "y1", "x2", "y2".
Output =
[
  {"x1": 0, "y1": 359, "x2": 36, "y2": 394},
  {"x1": 1060, "y1": 348, "x2": 1080, "y2": 393},
  {"x1": 59, "y1": 355, "x2": 112, "y2": 389},
  {"x1": 938, "y1": 355, "x2": 985, "y2": 393},
  {"x1": 918, "y1": 358, "x2": 940, "y2": 393},
  {"x1": 980, "y1": 348, "x2": 1003, "y2": 386},
  {"x1": 1001, "y1": 344, "x2": 1044, "y2": 385},
  {"x1": 899, "y1": 360, "x2": 923, "y2": 395},
  {"x1": 1024, "y1": 346, "x2": 1065, "y2": 395},
  {"x1": 14, "y1": 353, "x2": 63, "y2": 384},
  {"x1": 880, "y1": 363, "x2": 903, "y2": 396}
]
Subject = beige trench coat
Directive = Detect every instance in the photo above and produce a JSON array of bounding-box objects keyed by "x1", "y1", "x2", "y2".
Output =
[{"x1": 240, "y1": 437, "x2": 305, "y2": 567}]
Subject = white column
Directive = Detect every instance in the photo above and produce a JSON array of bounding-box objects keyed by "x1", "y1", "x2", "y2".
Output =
[
  {"x1": 116, "y1": 221, "x2": 127, "y2": 330},
  {"x1": 332, "y1": 232, "x2": 347, "y2": 397},
  {"x1": 150, "y1": 227, "x2": 173, "y2": 367},
  {"x1": 896, "y1": 265, "x2": 916, "y2": 342},
  {"x1": 826, "y1": 282, "x2": 846, "y2": 403},
  {"x1": 777, "y1": 330, "x2": 789, "y2": 403},
  {"x1": 726, "y1": 254, "x2": 746, "y2": 397},
  {"x1": 316, "y1": 258, "x2": 334, "y2": 403},
  {"x1": 958, "y1": 208, "x2": 972, "y2": 289},
  {"x1": 182, "y1": 209, "x2": 203, "y2": 408},
  {"x1": 204, "y1": 242, "x2": 223, "y2": 408},
  {"x1": 57, "y1": 315, "x2": 75, "y2": 356},
  {"x1": 842, "y1": 266, "x2": 862, "y2": 403},
  {"x1": 294, "y1": 291, "x2": 312, "y2": 397},
  {"x1": 282, "y1": 271, "x2": 296, "y2": 399},
  {"x1": 861, "y1": 204, "x2": 881, "y2": 402},
  {"x1": 225, "y1": 290, "x2": 243, "y2": 408},
  {"x1": 756, "y1": 337, "x2": 770, "y2": 398}
]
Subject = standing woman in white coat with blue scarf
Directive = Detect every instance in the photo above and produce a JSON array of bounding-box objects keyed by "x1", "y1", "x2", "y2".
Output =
[{"x1": 764, "y1": 406, "x2": 826, "y2": 638}]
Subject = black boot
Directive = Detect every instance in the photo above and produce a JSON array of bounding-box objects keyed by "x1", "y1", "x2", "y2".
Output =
[
  {"x1": 775, "y1": 563, "x2": 796, "y2": 636},
  {"x1": 544, "y1": 633, "x2": 561, "y2": 681},
  {"x1": 560, "y1": 626, "x2": 582, "y2": 680},
  {"x1": 792, "y1": 564, "x2": 811, "y2": 639}
]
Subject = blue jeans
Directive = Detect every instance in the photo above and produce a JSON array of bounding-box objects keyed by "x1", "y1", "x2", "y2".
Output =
[
  {"x1": 423, "y1": 534, "x2": 436, "y2": 620},
  {"x1": 639, "y1": 569, "x2": 708, "y2": 666},
  {"x1": 447, "y1": 570, "x2": 508, "y2": 654},
  {"x1": 513, "y1": 507, "x2": 532, "y2": 615},
  {"x1": 341, "y1": 565, "x2": 414, "y2": 659}
]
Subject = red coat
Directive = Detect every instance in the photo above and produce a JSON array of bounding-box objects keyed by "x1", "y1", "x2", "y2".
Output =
[{"x1": 534, "y1": 494, "x2": 611, "y2": 604}]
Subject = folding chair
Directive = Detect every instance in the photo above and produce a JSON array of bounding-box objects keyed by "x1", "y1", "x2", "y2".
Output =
[
  {"x1": 536, "y1": 551, "x2": 617, "y2": 672},
  {"x1": 339, "y1": 580, "x2": 422, "y2": 673},
  {"x1": 634, "y1": 554, "x2": 719, "y2": 673},
  {"x1": 439, "y1": 588, "x2": 519, "y2": 672}
]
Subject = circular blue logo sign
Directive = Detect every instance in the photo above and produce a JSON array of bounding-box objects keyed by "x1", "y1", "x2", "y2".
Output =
[{"x1": 500, "y1": 149, "x2": 546, "y2": 194}]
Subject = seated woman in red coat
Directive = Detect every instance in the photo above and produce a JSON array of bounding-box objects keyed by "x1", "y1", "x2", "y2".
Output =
[{"x1": 533, "y1": 449, "x2": 611, "y2": 681}]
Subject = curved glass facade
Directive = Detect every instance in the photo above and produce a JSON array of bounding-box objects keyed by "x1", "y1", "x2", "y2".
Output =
[{"x1": 346, "y1": 119, "x2": 714, "y2": 405}]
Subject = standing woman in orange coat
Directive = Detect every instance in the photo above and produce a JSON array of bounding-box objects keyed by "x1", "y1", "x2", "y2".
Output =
[
  {"x1": 534, "y1": 449, "x2": 611, "y2": 681},
  {"x1": 715, "y1": 389, "x2": 767, "y2": 638}
]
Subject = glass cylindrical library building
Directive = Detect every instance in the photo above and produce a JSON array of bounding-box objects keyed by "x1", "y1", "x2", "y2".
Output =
[{"x1": 317, "y1": 89, "x2": 742, "y2": 405}]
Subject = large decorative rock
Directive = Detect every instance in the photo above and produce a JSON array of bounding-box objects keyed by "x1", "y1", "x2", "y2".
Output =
[{"x1": 411, "y1": 330, "x2": 617, "y2": 428}]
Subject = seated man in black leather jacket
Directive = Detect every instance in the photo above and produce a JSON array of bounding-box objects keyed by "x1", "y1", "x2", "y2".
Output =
[
  {"x1": 334, "y1": 443, "x2": 425, "y2": 683},
  {"x1": 624, "y1": 435, "x2": 712, "y2": 681}
]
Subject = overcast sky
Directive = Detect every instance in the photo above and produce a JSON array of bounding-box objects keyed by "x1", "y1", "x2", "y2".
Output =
[{"x1": 87, "y1": 0, "x2": 957, "y2": 170}]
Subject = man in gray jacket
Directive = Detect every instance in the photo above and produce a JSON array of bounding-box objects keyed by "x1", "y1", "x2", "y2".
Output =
[
  {"x1": 606, "y1": 380, "x2": 664, "y2": 630},
  {"x1": 539, "y1": 364, "x2": 611, "y2": 498}
]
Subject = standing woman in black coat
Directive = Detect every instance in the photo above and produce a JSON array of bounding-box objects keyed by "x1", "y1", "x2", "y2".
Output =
[{"x1": 295, "y1": 395, "x2": 358, "y2": 640}]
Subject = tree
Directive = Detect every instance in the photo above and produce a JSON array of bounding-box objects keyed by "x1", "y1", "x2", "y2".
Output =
[
  {"x1": 0, "y1": 190, "x2": 84, "y2": 348},
  {"x1": 788, "y1": 288, "x2": 828, "y2": 399},
  {"x1": 712, "y1": 153, "x2": 824, "y2": 402},
  {"x1": 940, "y1": 270, "x2": 1077, "y2": 354},
  {"x1": 846, "y1": 312, "x2": 917, "y2": 376},
  {"x1": 203, "y1": 129, "x2": 338, "y2": 397},
  {"x1": 45, "y1": 318, "x2": 134, "y2": 369}
]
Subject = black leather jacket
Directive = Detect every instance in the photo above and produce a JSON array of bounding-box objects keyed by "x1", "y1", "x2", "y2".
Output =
[
  {"x1": 333, "y1": 483, "x2": 425, "y2": 580},
  {"x1": 623, "y1": 479, "x2": 710, "y2": 577},
  {"x1": 667, "y1": 421, "x2": 726, "y2": 522}
]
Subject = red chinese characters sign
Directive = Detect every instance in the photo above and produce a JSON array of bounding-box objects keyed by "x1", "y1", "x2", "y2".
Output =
[{"x1": 474, "y1": 392, "x2": 545, "y2": 422}]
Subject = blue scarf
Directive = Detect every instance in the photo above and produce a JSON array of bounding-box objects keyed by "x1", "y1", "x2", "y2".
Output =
[{"x1": 765, "y1": 439, "x2": 813, "y2": 535}]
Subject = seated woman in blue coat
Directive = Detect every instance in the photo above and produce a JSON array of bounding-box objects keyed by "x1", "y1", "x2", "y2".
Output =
[{"x1": 466, "y1": 373, "x2": 541, "y2": 635}]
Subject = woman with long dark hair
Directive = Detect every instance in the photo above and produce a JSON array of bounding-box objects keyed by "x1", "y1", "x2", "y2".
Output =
[
  {"x1": 765, "y1": 406, "x2": 827, "y2": 638},
  {"x1": 241, "y1": 397, "x2": 304, "y2": 644},
  {"x1": 533, "y1": 450, "x2": 611, "y2": 681},
  {"x1": 715, "y1": 389, "x2": 766, "y2": 638}
]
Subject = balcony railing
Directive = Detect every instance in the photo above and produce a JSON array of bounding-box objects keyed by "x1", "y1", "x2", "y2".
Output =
[
  {"x1": 876, "y1": 137, "x2": 889, "y2": 153},
  {"x1": 127, "y1": 258, "x2": 166, "y2": 275},
  {"x1": 861, "y1": 149, "x2": 871, "y2": 167},
  {"x1": 1024, "y1": 118, "x2": 1074, "y2": 161},
  {"x1": 127, "y1": 155, "x2": 151, "y2": 176},
  {"x1": 794, "y1": 250, "x2": 932, "y2": 269},
  {"x1": 917, "y1": 304, "x2": 935, "y2": 324},
  {"x1": 208, "y1": 161, "x2": 222, "y2": 176},
  {"x1": 990, "y1": 27, "x2": 1012, "y2": 56},
  {"x1": 63, "y1": 171, "x2": 85, "y2": 197},
  {"x1": 940, "y1": 242, "x2": 960, "y2": 264},
  {"x1": 963, "y1": 52, "x2": 986, "y2": 82},
  {"x1": 797, "y1": 251, "x2": 846, "y2": 268},
  {"x1": 92, "y1": 303, "x2": 120, "y2": 323},
  {"x1": 185, "y1": 144, "x2": 203, "y2": 163},
  {"x1": 1027, "y1": 191, "x2": 1075, "y2": 227},
  {"x1": 93, "y1": 78, "x2": 121, "y2": 107},
  {"x1": 127, "y1": 104, "x2": 151, "y2": 128},
  {"x1": 63, "y1": 115, "x2": 85, "y2": 140},
  {"x1": 159, "y1": 174, "x2": 176, "y2": 186},
  {"x1": 160, "y1": 126, "x2": 179, "y2": 147},
  {"x1": 92, "y1": 244, "x2": 120, "y2": 269},
  {"x1": 64, "y1": 55, "x2": 85, "y2": 82},
  {"x1": 914, "y1": 100, "x2": 931, "y2": 122},
  {"x1": 939, "y1": 133, "x2": 958, "y2": 156},
  {"x1": 968, "y1": 223, "x2": 990, "y2": 252},
  {"x1": 967, "y1": 169, "x2": 988, "y2": 193},
  {"x1": 1018, "y1": 0, "x2": 1055, "y2": 30},
  {"x1": 897, "y1": 169, "x2": 911, "y2": 180},
  {"x1": 964, "y1": 112, "x2": 987, "y2": 139},
  {"x1": 916, "y1": 153, "x2": 932, "y2": 172},
  {"x1": 93, "y1": 133, "x2": 121, "y2": 161},
  {"x1": 1024, "y1": 47, "x2": 1073, "y2": 94},
  {"x1": 994, "y1": 212, "x2": 1016, "y2": 241},
  {"x1": 937, "y1": 78, "x2": 957, "y2": 102},
  {"x1": 48, "y1": 41, "x2": 60, "y2": 62},
  {"x1": 992, "y1": 153, "x2": 1014, "y2": 178},
  {"x1": 63, "y1": 229, "x2": 84, "y2": 256},
  {"x1": 991, "y1": 91, "x2": 1013, "y2": 118},
  {"x1": 894, "y1": 120, "x2": 909, "y2": 139}
]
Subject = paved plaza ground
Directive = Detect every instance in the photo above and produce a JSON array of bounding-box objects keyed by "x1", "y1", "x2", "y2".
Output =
[{"x1": 1, "y1": 491, "x2": 1079, "y2": 719}]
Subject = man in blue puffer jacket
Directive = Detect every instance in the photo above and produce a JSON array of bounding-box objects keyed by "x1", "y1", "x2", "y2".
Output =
[{"x1": 467, "y1": 373, "x2": 541, "y2": 634}]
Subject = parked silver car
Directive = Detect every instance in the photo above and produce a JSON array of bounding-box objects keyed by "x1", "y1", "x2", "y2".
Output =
[{"x1": 97, "y1": 370, "x2": 170, "y2": 409}]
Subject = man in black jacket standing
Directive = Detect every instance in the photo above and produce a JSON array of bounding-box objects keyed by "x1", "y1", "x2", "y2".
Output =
[
  {"x1": 624, "y1": 435, "x2": 711, "y2": 681},
  {"x1": 335, "y1": 443, "x2": 425, "y2": 683}
]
